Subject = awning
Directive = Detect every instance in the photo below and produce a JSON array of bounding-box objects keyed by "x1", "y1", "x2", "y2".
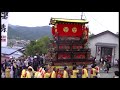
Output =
[{"x1": 95, "y1": 42, "x2": 117, "y2": 47}]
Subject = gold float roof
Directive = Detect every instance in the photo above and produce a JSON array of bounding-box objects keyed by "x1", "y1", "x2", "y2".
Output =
[{"x1": 50, "y1": 18, "x2": 89, "y2": 25}]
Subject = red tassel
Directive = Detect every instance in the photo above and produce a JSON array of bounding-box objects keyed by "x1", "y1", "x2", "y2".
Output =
[
  {"x1": 91, "y1": 69, "x2": 93, "y2": 74},
  {"x1": 96, "y1": 67, "x2": 98, "y2": 71},
  {"x1": 82, "y1": 69, "x2": 84, "y2": 74}
]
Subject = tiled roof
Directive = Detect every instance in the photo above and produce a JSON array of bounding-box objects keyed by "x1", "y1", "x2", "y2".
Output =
[
  {"x1": 9, "y1": 51, "x2": 23, "y2": 59},
  {"x1": 89, "y1": 30, "x2": 119, "y2": 39},
  {"x1": 1, "y1": 47, "x2": 18, "y2": 55}
]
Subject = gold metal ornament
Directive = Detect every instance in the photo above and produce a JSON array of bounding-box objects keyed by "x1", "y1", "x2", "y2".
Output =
[
  {"x1": 63, "y1": 27, "x2": 69, "y2": 32},
  {"x1": 72, "y1": 27, "x2": 77, "y2": 33}
]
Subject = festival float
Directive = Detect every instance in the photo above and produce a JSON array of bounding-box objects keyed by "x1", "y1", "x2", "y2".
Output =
[{"x1": 47, "y1": 16, "x2": 94, "y2": 69}]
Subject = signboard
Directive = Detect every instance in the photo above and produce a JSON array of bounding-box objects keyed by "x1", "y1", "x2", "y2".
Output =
[{"x1": 1, "y1": 12, "x2": 9, "y2": 47}]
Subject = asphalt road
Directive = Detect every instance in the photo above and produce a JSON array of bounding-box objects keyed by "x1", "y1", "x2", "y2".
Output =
[{"x1": 99, "y1": 67, "x2": 119, "y2": 78}]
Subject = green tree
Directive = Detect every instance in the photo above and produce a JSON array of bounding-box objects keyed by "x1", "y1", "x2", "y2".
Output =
[
  {"x1": 88, "y1": 31, "x2": 94, "y2": 37},
  {"x1": 25, "y1": 36, "x2": 50, "y2": 56},
  {"x1": 89, "y1": 33, "x2": 94, "y2": 37}
]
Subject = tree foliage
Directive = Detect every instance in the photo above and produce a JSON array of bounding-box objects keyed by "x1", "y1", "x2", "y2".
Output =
[
  {"x1": 89, "y1": 33, "x2": 94, "y2": 37},
  {"x1": 25, "y1": 36, "x2": 50, "y2": 56}
]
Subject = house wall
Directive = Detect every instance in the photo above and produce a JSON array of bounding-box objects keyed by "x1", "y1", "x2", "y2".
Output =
[
  {"x1": 1, "y1": 56, "x2": 10, "y2": 63},
  {"x1": 88, "y1": 33, "x2": 119, "y2": 64}
]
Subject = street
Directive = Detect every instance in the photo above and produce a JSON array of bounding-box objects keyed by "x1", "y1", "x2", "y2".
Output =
[{"x1": 99, "y1": 67, "x2": 118, "y2": 78}]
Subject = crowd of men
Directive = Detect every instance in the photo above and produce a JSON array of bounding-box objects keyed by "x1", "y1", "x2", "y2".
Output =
[
  {"x1": 1, "y1": 54, "x2": 119, "y2": 78},
  {"x1": 1, "y1": 53, "x2": 45, "y2": 78}
]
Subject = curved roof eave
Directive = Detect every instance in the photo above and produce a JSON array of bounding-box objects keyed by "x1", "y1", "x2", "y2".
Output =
[{"x1": 50, "y1": 18, "x2": 89, "y2": 25}]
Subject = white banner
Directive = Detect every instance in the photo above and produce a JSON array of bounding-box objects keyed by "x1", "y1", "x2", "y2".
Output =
[{"x1": 1, "y1": 12, "x2": 9, "y2": 47}]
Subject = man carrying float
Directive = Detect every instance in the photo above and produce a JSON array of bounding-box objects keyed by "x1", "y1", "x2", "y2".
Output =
[{"x1": 82, "y1": 65, "x2": 88, "y2": 78}]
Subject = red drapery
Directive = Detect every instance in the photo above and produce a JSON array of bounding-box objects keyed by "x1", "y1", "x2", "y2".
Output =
[
  {"x1": 57, "y1": 23, "x2": 83, "y2": 37},
  {"x1": 51, "y1": 23, "x2": 88, "y2": 37}
]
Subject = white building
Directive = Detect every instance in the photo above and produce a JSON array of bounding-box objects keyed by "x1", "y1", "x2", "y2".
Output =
[{"x1": 88, "y1": 30, "x2": 119, "y2": 65}]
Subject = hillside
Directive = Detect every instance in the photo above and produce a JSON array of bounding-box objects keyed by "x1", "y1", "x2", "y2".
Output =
[{"x1": 8, "y1": 24, "x2": 52, "y2": 40}]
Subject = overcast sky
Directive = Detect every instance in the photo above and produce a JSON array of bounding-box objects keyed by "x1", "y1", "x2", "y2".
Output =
[{"x1": 8, "y1": 12, "x2": 119, "y2": 34}]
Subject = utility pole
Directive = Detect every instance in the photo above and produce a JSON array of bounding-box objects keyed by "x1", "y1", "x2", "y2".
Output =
[{"x1": 81, "y1": 12, "x2": 83, "y2": 19}]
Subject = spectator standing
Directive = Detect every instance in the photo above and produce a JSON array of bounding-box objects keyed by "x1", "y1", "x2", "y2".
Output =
[
  {"x1": 13, "y1": 61, "x2": 17, "y2": 78},
  {"x1": 10, "y1": 65, "x2": 14, "y2": 78},
  {"x1": 40, "y1": 55, "x2": 44, "y2": 65},
  {"x1": 24, "y1": 59, "x2": 29, "y2": 68},
  {"x1": 36, "y1": 53, "x2": 41, "y2": 65},
  {"x1": 33, "y1": 56, "x2": 39, "y2": 71},
  {"x1": 99, "y1": 57, "x2": 103, "y2": 70},
  {"x1": 16, "y1": 59, "x2": 20, "y2": 67},
  {"x1": 106, "y1": 61, "x2": 111, "y2": 73}
]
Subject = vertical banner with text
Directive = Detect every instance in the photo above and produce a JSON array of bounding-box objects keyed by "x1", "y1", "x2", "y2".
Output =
[{"x1": 1, "y1": 12, "x2": 9, "y2": 47}]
